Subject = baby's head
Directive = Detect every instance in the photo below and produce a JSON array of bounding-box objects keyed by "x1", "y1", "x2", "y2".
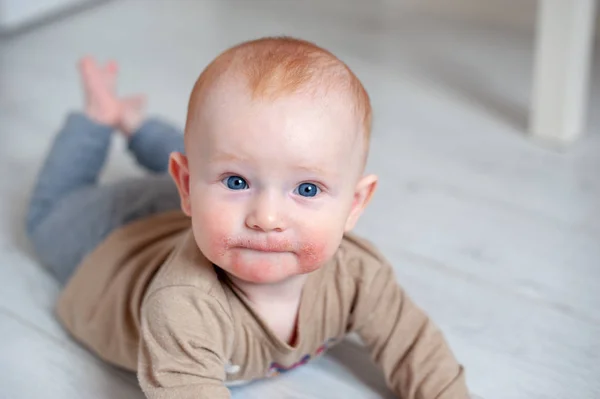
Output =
[{"x1": 170, "y1": 37, "x2": 377, "y2": 284}]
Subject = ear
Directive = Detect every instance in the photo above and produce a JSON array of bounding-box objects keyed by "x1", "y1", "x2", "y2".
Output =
[
  {"x1": 344, "y1": 174, "x2": 378, "y2": 232},
  {"x1": 168, "y1": 152, "x2": 192, "y2": 216}
]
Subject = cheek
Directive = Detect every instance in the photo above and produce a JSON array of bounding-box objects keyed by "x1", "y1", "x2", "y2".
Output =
[
  {"x1": 191, "y1": 198, "x2": 236, "y2": 259},
  {"x1": 291, "y1": 206, "x2": 349, "y2": 272},
  {"x1": 295, "y1": 228, "x2": 340, "y2": 272}
]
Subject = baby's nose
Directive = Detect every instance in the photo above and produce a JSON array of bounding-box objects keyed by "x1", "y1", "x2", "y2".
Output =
[{"x1": 245, "y1": 194, "x2": 286, "y2": 232}]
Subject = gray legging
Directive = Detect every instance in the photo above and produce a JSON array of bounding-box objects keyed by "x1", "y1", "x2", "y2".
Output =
[{"x1": 26, "y1": 113, "x2": 185, "y2": 284}]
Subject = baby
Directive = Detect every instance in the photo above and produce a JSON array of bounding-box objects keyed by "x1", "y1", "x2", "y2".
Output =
[{"x1": 26, "y1": 37, "x2": 469, "y2": 398}]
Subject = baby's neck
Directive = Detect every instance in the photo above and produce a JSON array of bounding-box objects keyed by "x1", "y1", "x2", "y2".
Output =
[
  {"x1": 228, "y1": 273, "x2": 308, "y2": 306},
  {"x1": 228, "y1": 273, "x2": 308, "y2": 345}
]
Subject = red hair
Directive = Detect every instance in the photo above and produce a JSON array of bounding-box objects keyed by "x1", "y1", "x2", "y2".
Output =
[{"x1": 185, "y1": 37, "x2": 372, "y2": 141}]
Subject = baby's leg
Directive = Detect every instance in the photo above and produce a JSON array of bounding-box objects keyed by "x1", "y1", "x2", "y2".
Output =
[
  {"x1": 126, "y1": 118, "x2": 185, "y2": 174},
  {"x1": 26, "y1": 57, "x2": 119, "y2": 236},
  {"x1": 25, "y1": 112, "x2": 180, "y2": 284},
  {"x1": 106, "y1": 74, "x2": 184, "y2": 174},
  {"x1": 25, "y1": 112, "x2": 113, "y2": 283},
  {"x1": 26, "y1": 113, "x2": 113, "y2": 235},
  {"x1": 26, "y1": 58, "x2": 181, "y2": 284},
  {"x1": 28, "y1": 173, "x2": 179, "y2": 285}
]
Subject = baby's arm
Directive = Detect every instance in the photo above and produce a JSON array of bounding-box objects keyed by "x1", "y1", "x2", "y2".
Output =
[
  {"x1": 138, "y1": 287, "x2": 232, "y2": 399},
  {"x1": 348, "y1": 261, "x2": 469, "y2": 398}
]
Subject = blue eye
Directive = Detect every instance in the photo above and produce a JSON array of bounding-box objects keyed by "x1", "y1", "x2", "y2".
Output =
[
  {"x1": 224, "y1": 176, "x2": 248, "y2": 190},
  {"x1": 295, "y1": 183, "x2": 320, "y2": 197}
]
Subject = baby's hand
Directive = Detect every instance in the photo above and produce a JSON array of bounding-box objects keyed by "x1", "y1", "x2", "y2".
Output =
[{"x1": 79, "y1": 56, "x2": 121, "y2": 127}]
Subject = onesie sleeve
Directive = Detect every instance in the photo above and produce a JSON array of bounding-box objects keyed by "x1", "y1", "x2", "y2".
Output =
[
  {"x1": 348, "y1": 259, "x2": 469, "y2": 399},
  {"x1": 138, "y1": 286, "x2": 233, "y2": 399}
]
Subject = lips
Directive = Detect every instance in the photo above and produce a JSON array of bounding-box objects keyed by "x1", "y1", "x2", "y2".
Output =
[
  {"x1": 228, "y1": 239, "x2": 293, "y2": 253},
  {"x1": 237, "y1": 244, "x2": 290, "y2": 253}
]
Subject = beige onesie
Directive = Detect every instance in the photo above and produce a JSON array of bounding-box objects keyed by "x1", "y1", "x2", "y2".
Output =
[{"x1": 56, "y1": 210, "x2": 468, "y2": 398}]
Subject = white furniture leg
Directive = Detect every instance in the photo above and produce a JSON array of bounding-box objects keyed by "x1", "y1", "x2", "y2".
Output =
[{"x1": 529, "y1": 0, "x2": 597, "y2": 143}]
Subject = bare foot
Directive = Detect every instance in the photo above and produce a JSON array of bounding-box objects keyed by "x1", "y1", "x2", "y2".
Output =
[
  {"x1": 79, "y1": 56, "x2": 121, "y2": 127},
  {"x1": 118, "y1": 94, "x2": 147, "y2": 137}
]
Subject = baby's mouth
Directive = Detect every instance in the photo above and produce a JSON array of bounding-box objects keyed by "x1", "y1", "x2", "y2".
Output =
[
  {"x1": 232, "y1": 241, "x2": 294, "y2": 253},
  {"x1": 237, "y1": 246, "x2": 288, "y2": 254},
  {"x1": 225, "y1": 237, "x2": 295, "y2": 253}
]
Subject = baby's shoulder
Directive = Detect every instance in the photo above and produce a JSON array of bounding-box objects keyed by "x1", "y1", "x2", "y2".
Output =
[
  {"x1": 143, "y1": 230, "x2": 231, "y2": 315},
  {"x1": 332, "y1": 233, "x2": 392, "y2": 281}
]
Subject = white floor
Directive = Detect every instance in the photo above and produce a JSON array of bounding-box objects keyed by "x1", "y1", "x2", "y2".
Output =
[{"x1": 1, "y1": 1, "x2": 599, "y2": 398}]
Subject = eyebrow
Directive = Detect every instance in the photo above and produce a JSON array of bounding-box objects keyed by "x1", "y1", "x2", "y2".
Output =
[
  {"x1": 295, "y1": 164, "x2": 331, "y2": 177},
  {"x1": 211, "y1": 152, "x2": 250, "y2": 163},
  {"x1": 211, "y1": 152, "x2": 335, "y2": 178}
]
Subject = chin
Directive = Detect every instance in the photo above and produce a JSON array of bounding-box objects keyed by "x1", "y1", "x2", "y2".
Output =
[
  {"x1": 219, "y1": 250, "x2": 320, "y2": 284},
  {"x1": 228, "y1": 270, "x2": 297, "y2": 284}
]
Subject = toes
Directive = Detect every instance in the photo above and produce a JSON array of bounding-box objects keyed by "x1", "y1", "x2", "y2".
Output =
[
  {"x1": 79, "y1": 55, "x2": 95, "y2": 70},
  {"x1": 103, "y1": 60, "x2": 119, "y2": 91},
  {"x1": 79, "y1": 56, "x2": 97, "y2": 79},
  {"x1": 80, "y1": 56, "x2": 104, "y2": 87},
  {"x1": 104, "y1": 60, "x2": 118, "y2": 74},
  {"x1": 122, "y1": 94, "x2": 147, "y2": 109}
]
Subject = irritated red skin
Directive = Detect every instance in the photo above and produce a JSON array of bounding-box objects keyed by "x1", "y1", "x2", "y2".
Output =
[{"x1": 204, "y1": 231, "x2": 331, "y2": 284}]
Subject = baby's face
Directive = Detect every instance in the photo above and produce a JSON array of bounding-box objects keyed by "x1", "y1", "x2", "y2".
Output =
[{"x1": 176, "y1": 85, "x2": 373, "y2": 284}]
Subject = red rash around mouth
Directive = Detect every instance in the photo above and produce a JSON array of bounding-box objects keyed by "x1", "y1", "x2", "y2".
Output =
[{"x1": 209, "y1": 233, "x2": 330, "y2": 281}]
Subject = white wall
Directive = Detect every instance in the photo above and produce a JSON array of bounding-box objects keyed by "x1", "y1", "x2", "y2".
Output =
[
  {"x1": 0, "y1": 0, "x2": 94, "y2": 31},
  {"x1": 386, "y1": 0, "x2": 600, "y2": 37},
  {"x1": 386, "y1": 0, "x2": 537, "y2": 31},
  {"x1": 1, "y1": 0, "x2": 597, "y2": 37}
]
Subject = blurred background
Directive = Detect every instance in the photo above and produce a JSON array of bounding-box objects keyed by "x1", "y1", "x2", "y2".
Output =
[{"x1": 1, "y1": 1, "x2": 599, "y2": 398}]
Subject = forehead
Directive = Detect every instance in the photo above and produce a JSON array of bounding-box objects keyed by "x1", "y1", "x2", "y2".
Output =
[{"x1": 193, "y1": 82, "x2": 362, "y2": 170}]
